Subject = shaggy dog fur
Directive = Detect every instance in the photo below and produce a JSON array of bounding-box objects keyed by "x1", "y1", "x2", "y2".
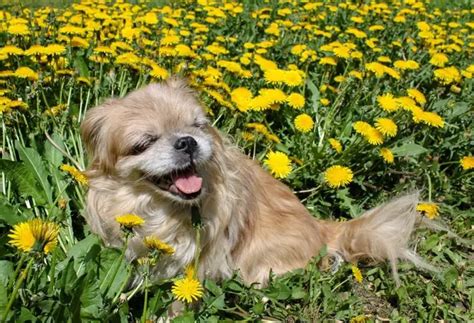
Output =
[{"x1": 81, "y1": 79, "x2": 433, "y2": 285}]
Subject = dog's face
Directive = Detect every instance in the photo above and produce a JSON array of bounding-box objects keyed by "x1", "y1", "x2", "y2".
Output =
[{"x1": 81, "y1": 79, "x2": 219, "y2": 203}]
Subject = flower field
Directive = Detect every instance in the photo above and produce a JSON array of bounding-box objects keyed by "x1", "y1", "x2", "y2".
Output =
[{"x1": 0, "y1": 0, "x2": 472, "y2": 321}]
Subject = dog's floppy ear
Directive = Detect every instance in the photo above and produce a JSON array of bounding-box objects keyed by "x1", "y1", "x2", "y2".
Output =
[{"x1": 81, "y1": 99, "x2": 119, "y2": 174}]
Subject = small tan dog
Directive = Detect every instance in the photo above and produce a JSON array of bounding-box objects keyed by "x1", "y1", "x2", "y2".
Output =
[{"x1": 81, "y1": 78, "x2": 432, "y2": 285}]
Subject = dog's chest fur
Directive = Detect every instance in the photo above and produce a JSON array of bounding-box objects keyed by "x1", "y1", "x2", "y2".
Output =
[{"x1": 85, "y1": 177, "x2": 238, "y2": 281}]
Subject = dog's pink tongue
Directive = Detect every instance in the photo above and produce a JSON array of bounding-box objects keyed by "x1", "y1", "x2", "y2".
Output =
[{"x1": 174, "y1": 174, "x2": 203, "y2": 194}]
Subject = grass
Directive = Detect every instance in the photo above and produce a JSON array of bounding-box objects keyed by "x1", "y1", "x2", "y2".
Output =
[{"x1": 0, "y1": 0, "x2": 473, "y2": 321}]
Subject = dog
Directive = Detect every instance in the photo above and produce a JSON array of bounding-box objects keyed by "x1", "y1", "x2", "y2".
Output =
[{"x1": 80, "y1": 78, "x2": 433, "y2": 285}]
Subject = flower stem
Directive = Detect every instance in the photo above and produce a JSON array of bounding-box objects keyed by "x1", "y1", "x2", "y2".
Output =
[
  {"x1": 141, "y1": 265, "x2": 150, "y2": 323},
  {"x1": 2, "y1": 258, "x2": 34, "y2": 322}
]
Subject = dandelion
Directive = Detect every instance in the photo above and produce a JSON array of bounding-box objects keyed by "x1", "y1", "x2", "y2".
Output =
[
  {"x1": 264, "y1": 151, "x2": 292, "y2": 179},
  {"x1": 350, "y1": 315, "x2": 368, "y2": 323},
  {"x1": 416, "y1": 203, "x2": 439, "y2": 219},
  {"x1": 460, "y1": 156, "x2": 474, "y2": 170},
  {"x1": 14, "y1": 67, "x2": 39, "y2": 81},
  {"x1": 365, "y1": 62, "x2": 386, "y2": 78},
  {"x1": 319, "y1": 57, "x2": 337, "y2": 66},
  {"x1": 434, "y1": 67, "x2": 461, "y2": 85},
  {"x1": 364, "y1": 128, "x2": 384, "y2": 145},
  {"x1": 60, "y1": 164, "x2": 88, "y2": 185},
  {"x1": 115, "y1": 214, "x2": 145, "y2": 228},
  {"x1": 9, "y1": 219, "x2": 59, "y2": 254},
  {"x1": 377, "y1": 93, "x2": 399, "y2": 112},
  {"x1": 351, "y1": 265, "x2": 363, "y2": 283},
  {"x1": 172, "y1": 276, "x2": 204, "y2": 303},
  {"x1": 286, "y1": 92, "x2": 305, "y2": 109},
  {"x1": 430, "y1": 53, "x2": 448, "y2": 67},
  {"x1": 407, "y1": 88, "x2": 426, "y2": 106},
  {"x1": 143, "y1": 236, "x2": 175, "y2": 255},
  {"x1": 379, "y1": 148, "x2": 394, "y2": 163},
  {"x1": 329, "y1": 138, "x2": 342, "y2": 153},
  {"x1": 412, "y1": 109, "x2": 444, "y2": 128},
  {"x1": 320, "y1": 98, "x2": 330, "y2": 106},
  {"x1": 324, "y1": 165, "x2": 353, "y2": 188},
  {"x1": 231, "y1": 87, "x2": 253, "y2": 112},
  {"x1": 353, "y1": 121, "x2": 372, "y2": 135},
  {"x1": 150, "y1": 66, "x2": 169, "y2": 80},
  {"x1": 294, "y1": 114, "x2": 314, "y2": 133},
  {"x1": 375, "y1": 118, "x2": 398, "y2": 137},
  {"x1": 394, "y1": 60, "x2": 420, "y2": 70}
]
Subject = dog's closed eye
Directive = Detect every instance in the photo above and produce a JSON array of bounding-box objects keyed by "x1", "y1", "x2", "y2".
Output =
[
  {"x1": 129, "y1": 135, "x2": 159, "y2": 155},
  {"x1": 193, "y1": 119, "x2": 208, "y2": 129}
]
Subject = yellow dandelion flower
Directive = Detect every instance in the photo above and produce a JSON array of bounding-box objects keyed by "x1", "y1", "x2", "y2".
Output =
[
  {"x1": 172, "y1": 277, "x2": 204, "y2": 303},
  {"x1": 349, "y1": 70, "x2": 363, "y2": 80},
  {"x1": 430, "y1": 53, "x2": 449, "y2": 67},
  {"x1": 150, "y1": 66, "x2": 169, "y2": 80},
  {"x1": 353, "y1": 121, "x2": 372, "y2": 135},
  {"x1": 9, "y1": 219, "x2": 59, "y2": 254},
  {"x1": 407, "y1": 88, "x2": 426, "y2": 106},
  {"x1": 350, "y1": 315, "x2": 368, "y2": 323},
  {"x1": 8, "y1": 24, "x2": 30, "y2": 36},
  {"x1": 364, "y1": 127, "x2": 384, "y2": 145},
  {"x1": 394, "y1": 60, "x2": 420, "y2": 70},
  {"x1": 286, "y1": 93, "x2": 305, "y2": 109},
  {"x1": 60, "y1": 164, "x2": 88, "y2": 185},
  {"x1": 294, "y1": 114, "x2": 314, "y2": 133},
  {"x1": 412, "y1": 109, "x2": 444, "y2": 128},
  {"x1": 115, "y1": 214, "x2": 145, "y2": 228},
  {"x1": 396, "y1": 96, "x2": 418, "y2": 111},
  {"x1": 375, "y1": 118, "x2": 398, "y2": 137},
  {"x1": 365, "y1": 62, "x2": 386, "y2": 78},
  {"x1": 231, "y1": 87, "x2": 253, "y2": 112},
  {"x1": 320, "y1": 98, "x2": 330, "y2": 106},
  {"x1": 416, "y1": 203, "x2": 439, "y2": 220},
  {"x1": 14, "y1": 67, "x2": 39, "y2": 81},
  {"x1": 329, "y1": 138, "x2": 343, "y2": 153},
  {"x1": 264, "y1": 151, "x2": 292, "y2": 179},
  {"x1": 379, "y1": 148, "x2": 394, "y2": 163},
  {"x1": 319, "y1": 57, "x2": 337, "y2": 66},
  {"x1": 333, "y1": 46, "x2": 351, "y2": 59},
  {"x1": 351, "y1": 265, "x2": 363, "y2": 283},
  {"x1": 377, "y1": 93, "x2": 399, "y2": 112},
  {"x1": 324, "y1": 165, "x2": 353, "y2": 188},
  {"x1": 383, "y1": 66, "x2": 401, "y2": 80},
  {"x1": 143, "y1": 236, "x2": 175, "y2": 255},
  {"x1": 241, "y1": 131, "x2": 255, "y2": 141},
  {"x1": 434, "y1": 67, "x2": 461, "y2": 85},
  {"x1": 460, "y1": 156, "x2": 474, "y2": 170}
]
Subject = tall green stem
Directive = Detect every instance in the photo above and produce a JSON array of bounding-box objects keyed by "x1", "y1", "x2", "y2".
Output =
[{"x1": 2, "y1": 258, "x2": 34, "y2": 322}]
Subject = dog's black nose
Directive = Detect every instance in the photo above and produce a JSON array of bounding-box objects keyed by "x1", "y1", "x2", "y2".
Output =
[{"x1": 174, "y1": 136, "x2": 198, "y2": 155}]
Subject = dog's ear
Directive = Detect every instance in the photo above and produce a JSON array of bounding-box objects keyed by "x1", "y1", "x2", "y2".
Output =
[{"x1": 81, "y1": 100, "x2": 119, "y2": 174}]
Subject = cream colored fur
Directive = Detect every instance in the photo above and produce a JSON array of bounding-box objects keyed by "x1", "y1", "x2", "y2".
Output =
[{"x1": 81, "y1": 79, "x2": 431, "y2": 285}]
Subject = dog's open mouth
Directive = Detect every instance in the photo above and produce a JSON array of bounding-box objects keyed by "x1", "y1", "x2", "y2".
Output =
[{"x1": 147, "y1": 165, "x2": 203, "y2": 200}]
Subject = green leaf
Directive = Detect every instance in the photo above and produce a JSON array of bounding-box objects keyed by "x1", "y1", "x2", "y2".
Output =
[
  {"x1": 0, "y1": 199, "x2": 27, "y2": 225},
  {"x1": 98, "y1": 248, "x2": 129, "y2": 298},
  {"x1": 391, "y1": 142, "x2": 428, "y2": 157},
  {"x1": 44, "y1": 133, "x2": 65, "y2": 169},
  {"x1": 74, "y1": 55, "x2": 90, "y2": 78},
  {"x1": 80, "y1": 273, "x2": 103, "y2": 319},
  {"x1": 446, "y1": 102, "x2": 469, "y2": 120},
  {"x1": 16, "y1": 141, "x2": 53, "y2": 204},
  {"x1": 18, "y1": 307, "x2": 37, "y2": 322},
  {"x1": 172, "y1": 311, "x2": 195, "y2": 323},
  {"x1": 0, "y1": 261, "x2": 13, "y2": 286},
  {"x1": 0, "y1": 159, "x2": 47, "y2": 205}
]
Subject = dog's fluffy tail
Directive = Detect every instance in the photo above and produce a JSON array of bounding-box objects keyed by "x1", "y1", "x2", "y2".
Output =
[{"x1": 327, "y1": 192, "x2": 437, "y2": 284}]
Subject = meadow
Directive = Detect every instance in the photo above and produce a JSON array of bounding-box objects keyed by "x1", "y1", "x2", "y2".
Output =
[{"x1": 0, "y1": 0, "x2": 473, "y2": 321}]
